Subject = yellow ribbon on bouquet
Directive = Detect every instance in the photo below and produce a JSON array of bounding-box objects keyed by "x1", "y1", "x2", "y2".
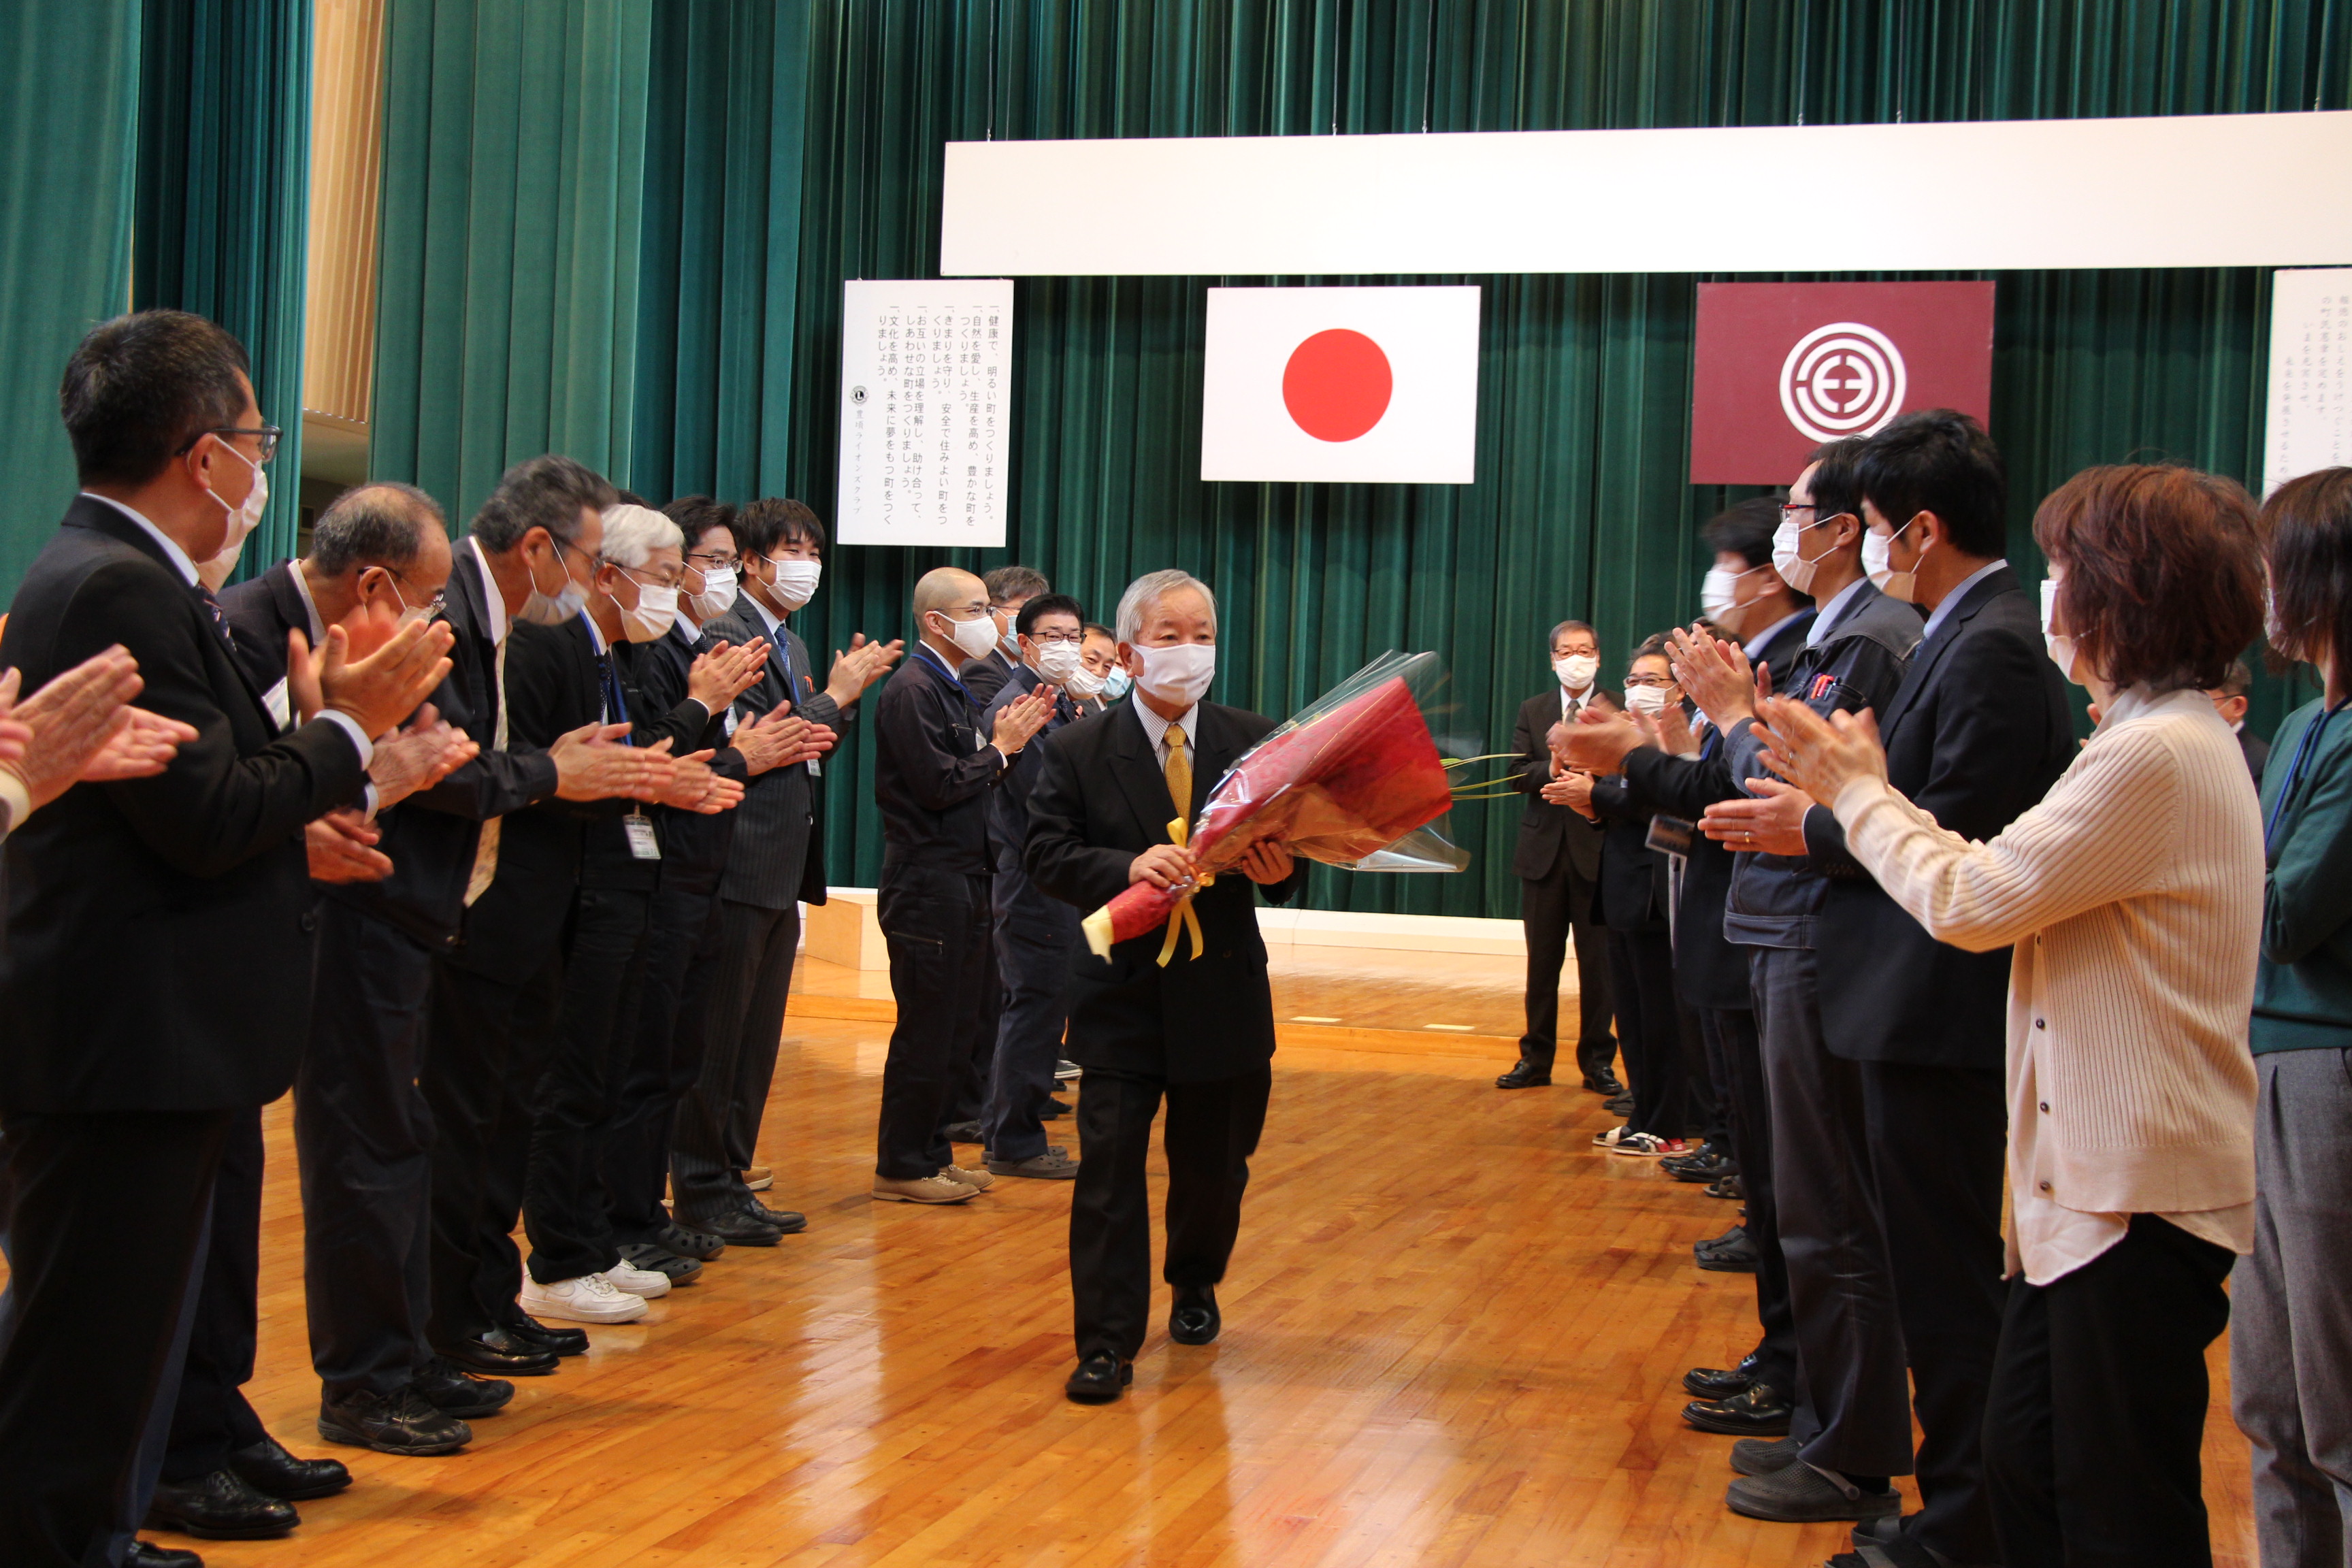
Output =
[{"x1": 1156, "y1": 816, "x2": 1217, "y2": 966}]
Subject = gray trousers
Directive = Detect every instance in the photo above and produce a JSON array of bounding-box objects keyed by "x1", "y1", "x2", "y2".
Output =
[
  {"x1": 1750, "y1": 944, "x2": 1913, "y2": 1479},
  {"x1": 2233, "y1": 1047, "x2": 2352, "y2": 1568}
]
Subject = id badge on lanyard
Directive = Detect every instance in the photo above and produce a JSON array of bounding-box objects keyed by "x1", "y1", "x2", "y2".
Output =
[{"x1": 623, "y1": 811, "x2": 661, "y2": 860}]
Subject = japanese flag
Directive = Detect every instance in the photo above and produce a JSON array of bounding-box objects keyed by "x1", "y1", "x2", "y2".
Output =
[{"x1": 1200, "y1": 286, "x2": 1482, "y2": 484}]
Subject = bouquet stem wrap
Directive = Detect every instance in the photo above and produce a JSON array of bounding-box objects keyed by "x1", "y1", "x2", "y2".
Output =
[{"x1": 1082, "y1": 652, "x2": 1469, "y2": 962}]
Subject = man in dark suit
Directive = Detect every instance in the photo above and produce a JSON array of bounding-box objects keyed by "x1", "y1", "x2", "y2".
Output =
[
  {"x1": 870, "y1": 568, "x2": 1055, "y2": 1206},
  {"x1": 1716, "y1": 411, "x2": 2074, "y2": 1567},
  {"x1": 2213, "y1": 659, "x2": 2270, "y2": 785},
  {"x1": 0, "y1": 310, "x2": 451, "y2": 1568},
  {"x1": 979, "y1": 591, "x2": 1091, "y2": 1179},
  {"x1": 1026, "y1": 569, "x2": 1304, "y2": 1403},
  {"x1": 672, "y1": 497, "x2": 895, "y2": 1242},
  {"x1": 1502, "y1": 619, "x2": 1617, "y2": 1095},
  {"x1": 957, "y1": 564, "x2": 1050, "y2": 706}
]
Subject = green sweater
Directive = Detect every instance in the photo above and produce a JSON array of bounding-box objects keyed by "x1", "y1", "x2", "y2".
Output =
[{"x1": 2253, "y1": 698, "x2": 2352, "y2": 1053}]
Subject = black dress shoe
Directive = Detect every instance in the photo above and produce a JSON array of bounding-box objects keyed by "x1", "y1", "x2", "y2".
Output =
[
  {"x1": 740, "y1": 1197, "x2": 808, "y2": 1234},
  {"x1": 943, "y1": 1120, "x2": 985, "y2": 1143},
  {"x1": 1495, "y1": 1058, "x2": 1553, "y2": 1090},
  {"x1": 655, "y1": 1219, "x2": 726, "y2": 1260},
  {"x1": 1064, "y1": 1352, "x2": 1134, "y2": 1404},
  {"x1": 318, "y1": 1386, "x2": 472, "y2": 1456},
  {"x1": 1603, "y1": 1092, "x2": 1637, "y2": 1117},
  {"x1": 436, "y1": 1327, "x2": 559, "y2": 1376},
  {"x1": 1696, "y1": 1226, "x2": 1760, "y2": 1273},
  {"x1": 1580, "y1": 1072, "x2": 1625, "y2": 1096},
  {"x1": 1169, "y1": 1285, "x2": 1220, "y2": 1345},
  {"x1": 1682, "y1": 1380, "x2": 1794, "y2": 1435},
  {"x1": 1682, "y1": 1351, "x2": 1760, "y2": 1399},
  {"x1": 129, "y1": 1542, "x2": 203, "y2": 1568},
  {"x1": 691, "y1": 1207, "x2": 785, "y2": 1246},
  {"x1": 146, "y1": 1469, "x2": 299, "y2": 1540},
  {"x1": 225, "y1": 1434, "x2": 350, "y2": 1500},
  {"x1": 1039, "y1": 1096, "x2": 1068, "y2": 1119},
  {"x1": 502, "y1": 1313, "x2": 589, "y2": 1357},
  {"x1": 411, "y1": 1355, "x2": 517, "y2": 1418}
]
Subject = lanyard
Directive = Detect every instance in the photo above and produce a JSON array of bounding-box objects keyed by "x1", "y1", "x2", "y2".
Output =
[
  {"x1": 2264, "y1": 698, "x2": 2348, "y2": 849},
  {"x1": 913, "y1": 643, "x2": 979, "y2": 708}
]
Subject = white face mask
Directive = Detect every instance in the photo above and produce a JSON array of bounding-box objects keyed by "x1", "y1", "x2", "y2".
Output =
[
  {"x1": 1554, "y1": 653, "x2": 1599, "y2": 690},
  {"x1": 1132, "y1": 641, "x2": 1216, "y2": 706},
  {"x1": 206, "y1": 440, "x2": 268, "y2": 559},
  {"x1": 1623, "y1": 684, "x2": 1669, "y2": 717},
  {"x1": 1034, "y1": 639, "x2": 1084, "y2": 684},
  {"x1": 689, "y1": 564, "x2": 737, "y2": 620},
  {"x1": 934, "y1": 608, "x2": 1000, "y2": 662},
  {"x1": 1063, "y1": 662, "x2": 1108, "y2": 698},
  {"x1": 772, "y1": 558, "x2": 821, "y2": 610},
  {"x1": 2040, "y1": 575, "x2": 2085, "y2": 686},
  {"x1": 1863, "y1": 523, "x2": 1927, "y2": 602},
  {"x1": 1700, "y1": 564, "x2": 1764, "y2": 621},
  {"x1": 519, "y1": 541, "x2": 591, "y2": 627},
  {"x1": 1771, "y1": 518, "x2": 1821, "y2": 594},
  {"x1": 615, "y1": 576, "x2": 678, "y2": 643}
]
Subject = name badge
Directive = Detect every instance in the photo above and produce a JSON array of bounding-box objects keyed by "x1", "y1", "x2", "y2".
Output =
[
  {"x1": 263, "y1": 676, "x2": 291, "y2": 731},
  {"x1": 807, "y1": 755, "x2": 822, "y2": 777},
  {"x1": 623, "y1": 812, "x2": 662, "y2": 860}
]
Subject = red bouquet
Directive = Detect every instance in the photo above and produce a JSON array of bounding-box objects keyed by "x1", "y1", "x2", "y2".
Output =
[{"x1": 1082, "y1": 651, "x2": 1471, "y2": 963}]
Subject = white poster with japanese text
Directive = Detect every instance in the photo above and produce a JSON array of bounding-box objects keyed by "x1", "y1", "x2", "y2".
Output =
[
  {"x1": 836, "y1": 280, "x2": 1013, "y2": 546},
  {"x1": 2265, "y1": 268, "x2": 2352, "y2": 495}
]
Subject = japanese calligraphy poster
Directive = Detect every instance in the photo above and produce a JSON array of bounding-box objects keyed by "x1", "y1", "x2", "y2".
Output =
[
  {"x1": 836, "y1": 280, "x2": 1013, "y2": 546},
  {"x1": 2265, "y1": 268, "x2": 2352, "y2": 495}
]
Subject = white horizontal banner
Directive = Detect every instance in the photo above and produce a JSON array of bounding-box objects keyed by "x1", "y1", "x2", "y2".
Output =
[{"x1": 943, "y1": 112, "x2": 2352, "y2": 276}]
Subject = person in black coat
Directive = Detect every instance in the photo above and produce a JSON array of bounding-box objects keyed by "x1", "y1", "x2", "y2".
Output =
[
  {"x1": 1501, "y1": 619, "x2": 1618, "y2": 1095},
  {"x1": 1024, "y1": 570, "x2": 1304, "y2": 1404},
  {"x1": 1715, "y1": 411, "x2": 2076, "y2": 1565},
  {"x1": 956, "y1": 563, "x2": 1049, "y2": 706},
  {"x1": 0, "y1": 311, "x2": 451, "y2": 1568}
]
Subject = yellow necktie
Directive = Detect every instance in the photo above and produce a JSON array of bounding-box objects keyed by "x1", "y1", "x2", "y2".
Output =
[
  {"x1": 1165, "y1": 724, "x2": 1192, "y2": 824},
  {"x1": 463, "y1": 637, "x2": 510, "y2": 906}
]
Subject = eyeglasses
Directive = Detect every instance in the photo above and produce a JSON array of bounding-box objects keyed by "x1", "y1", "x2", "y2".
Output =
[
  {"x1": 606, "y1": 559, "x2": 685, "y2": 591},
  {"x1": 376, "y1": 567, "x2": 444, "y2": 620},
  {"x1": 1623, "y1": 674, "x2": 1677, "y2": 689},
  {"x1": 685, "y1": 549, "x2": 738, "y2": 570},
  {"x1": 178, "y1": 425, "x2": 284, "y2": 464},
  {"x1": 1027, "y1": 629, "x2": 1084, "y2": 644}
]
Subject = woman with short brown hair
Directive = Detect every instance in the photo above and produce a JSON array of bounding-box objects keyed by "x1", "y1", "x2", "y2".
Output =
[{"x1": 1755, "y1": 463, "x2": 2266, "y2": 1568}]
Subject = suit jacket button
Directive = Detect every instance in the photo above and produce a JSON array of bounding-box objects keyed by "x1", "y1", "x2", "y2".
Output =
[
  {"x1": 1220, "y1": 949, "x2": 1232, "y2": 960},
  {"x1": 299, "y1": 911, "x2": 317, "y2": 933}
]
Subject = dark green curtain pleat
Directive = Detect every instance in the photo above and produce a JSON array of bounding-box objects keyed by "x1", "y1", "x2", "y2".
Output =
[
  {"x1": 133, "y1": 0, "x2": 312, "y2": 581},
  {"x1": 382, "y1": 0, "x2": 2349, "y2": 916},
  {"x1": 370, "y1": 0, "x2": 652, "y2": 528},
  {"x1": 0, "y1": 1, "x2": 140, "y2": 595}
]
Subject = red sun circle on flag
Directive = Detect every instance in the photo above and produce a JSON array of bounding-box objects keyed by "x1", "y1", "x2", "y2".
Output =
[{"x1": 1281, "y1": 329, "x2": 1394, "y2": 442}]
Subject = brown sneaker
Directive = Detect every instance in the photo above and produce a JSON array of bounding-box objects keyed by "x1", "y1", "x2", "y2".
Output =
[
  {"x1": 741, "y1": 1166, "x2": 774, "y2": 1192},
  {"x1": 939, "y1": 1164, "x2": 996, "y2": 1191},
  {"x1": 872, "y1": 1174, "x2": 977, "y2": 1204}
]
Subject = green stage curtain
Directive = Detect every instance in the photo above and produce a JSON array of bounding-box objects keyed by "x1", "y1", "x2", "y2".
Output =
[
  {"x1": 0, "y1": 1, "x2": 141, "y2": 593},
  {"x1": 370, "y1": 0, "x2": 653, "y2": 527},
  {"x1": 134, "y1": 0, "x2": 314, "y2": 581},
  {"x1": 374, "y1": 0, "x2": 2349, "y2": 916}
]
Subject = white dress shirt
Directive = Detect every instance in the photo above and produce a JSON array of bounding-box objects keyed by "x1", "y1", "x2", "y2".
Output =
[
  {"x1": 466, "y1": 535, "x2": 511, "y2": 648},
  {"x1": 1131, "y1": 689, "x2": 1201, "y2": 766}
]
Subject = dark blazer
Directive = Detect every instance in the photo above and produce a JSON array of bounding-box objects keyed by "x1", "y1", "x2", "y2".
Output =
[
  {"x1": 1588, "y1": 777, "x2": 1669, "y2": 932},
  {"x1": 981, "y1": 660, "x2": 1081, "y2": 874},
  {"x1": 1024, "y1": 697, "x2": 1304, "y2": 1083},
  {"x1": 958, "y1": 647, "x2": 1018, "y2": 706},
  {"x1": 216, "y1": 557, "x2": 312, "y2": 707},
  {"x1": 1512, "y1": 688, "x2": 1605, "y2": 884},
  {"x1": 586, "y1": 630, "x2": 720, "y2": 890},
  {"x1": 702, "y1": 601, "x2": 838, "y2": 910},
  {"x1": 2240, "y1": 725, "x2": 2272, "y2": 787},
  {"x1": 319, "y1": 543, "x2": 557, "y2": 950},
  {"x1": 635, "y1": 619, "x2": 748, "y2": 884},
  {"x1": 1805, "y1": 566, "x2": 2075, "y2": 1067},
  {"x1": 0, "y1": 496, "x2": 368, "y2": 1113}
]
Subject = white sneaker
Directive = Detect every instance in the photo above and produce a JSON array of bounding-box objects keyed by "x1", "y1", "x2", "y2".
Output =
[
  {"x1": 602, "y1": 1260, "x2": 672, "y2": 1298},
  {"x1": 520, "y1": 1271, "x2": 649, "y2": 1324}
]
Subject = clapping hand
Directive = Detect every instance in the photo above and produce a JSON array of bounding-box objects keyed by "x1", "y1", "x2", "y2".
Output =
[
  {"x1": 1553, "y1": 705, "x2": 1646, "y2": 775},
  {"x1": 990, "y1": 685, "x2": 1056, "y2": 757},
  {"x1": 294, "y1": 619, "x2": 455, "y2": 738},
  {"x1": 732, "y1": 706, "x2": 812, "y2": 776},
  {"x1": 0, "y1": 649, "x2": 193, "y2": 808},
  {"x1": 367, "y1": 703, "x2": 479, "y2": 810},
  {"x1": 1668, "y1": 625, "x2": 1765, "y2": 732},
  {"x1": 1698, "y1": 779, "x2": 1814, "y2": 855},
  {"x1": 689, "y1": 640, "x2": 768, "y2": 712},
  {"x1": 1749, "y1": 696, "x2": 1889, "y2": 808},
  {"x1": 659, "y1": 748, "x2": 742, "y2": 814},
  {"x1": 825, "y1": 633, "x2": 904, "y2": 707},
  {"x1": 306, "y1": 808, "x2": 393, "y2": 883},
  {"x1": 551, "y1": 722, "x2": 672, "y2": 802},
  {"x1": 1541, "y1": 768, "x2": 1598, "y2": 819}
]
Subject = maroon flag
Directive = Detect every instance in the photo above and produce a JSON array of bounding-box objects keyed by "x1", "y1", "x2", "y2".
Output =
[{"x1": 1690, "y1": 281, "x2": 1995, "y2": 485}]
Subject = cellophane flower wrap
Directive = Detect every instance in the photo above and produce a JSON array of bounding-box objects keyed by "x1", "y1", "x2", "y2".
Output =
[{"x1": 1082, "y1": 651, "x2": 1469, "y2": 960}]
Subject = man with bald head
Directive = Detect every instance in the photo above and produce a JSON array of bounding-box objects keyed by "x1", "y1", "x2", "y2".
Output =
[{"x1": 869, "y1": 567, "x2": 1055, "y2": 1203}]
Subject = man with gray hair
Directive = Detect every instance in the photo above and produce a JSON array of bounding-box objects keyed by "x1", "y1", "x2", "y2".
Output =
[{"x1": 1025, "y1": 568, "x2": 1304, "y2": 1403}]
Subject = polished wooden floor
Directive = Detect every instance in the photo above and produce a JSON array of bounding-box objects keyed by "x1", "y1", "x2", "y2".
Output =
[{"x1": 86, "y1": 958, "x2": 2258, "y2": 1567}]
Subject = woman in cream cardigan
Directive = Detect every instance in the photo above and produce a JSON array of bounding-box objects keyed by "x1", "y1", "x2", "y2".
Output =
[{"x1": 1752, "y1": 464, "x2": 2266, "y2": 1568}]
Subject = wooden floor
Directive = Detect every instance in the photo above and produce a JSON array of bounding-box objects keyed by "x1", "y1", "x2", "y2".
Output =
[{"x1": 74, "y1": 957, "x2": 2260, "y2": 1567}]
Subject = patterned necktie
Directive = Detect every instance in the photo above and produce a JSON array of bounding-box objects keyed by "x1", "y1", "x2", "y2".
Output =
[
  {"x1": 194, "y1": 583, "x2": 235, "y2": 649},
  {"x1": 463, "y1": 637, "x2": 511, "y2": 906},
  {"x1": 1164, "y1": 724, "x2": 1192, "y2": 822}
]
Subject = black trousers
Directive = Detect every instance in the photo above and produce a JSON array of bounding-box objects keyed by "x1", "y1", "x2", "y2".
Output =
[
  {"x1": 874, "y1": 863, "x2": 994, "y2": 1181},
  {"x1": 1982, "y1": 1215, "x2": 2235, "y2": 1568},
  {"x1": 670, "y1": 896, "x2": 800, "y2": 1223},
  {"x1": 984, "y1": 870, "x2": 1079, "y2": 1164},
  {"x1": 423, "y1": 951, "x2": 564, "y2": 1344},
  {"x1": 298, "y1": 900, "x2": 438, "y2": 1400},
  {"x1": 1519, "y1": 865, "x2": 1616, "y2": 1082},
  {"x1": 1070, "y1": 1063, "x2": 1273, "y2": 1361},
  {"x1": 0, "y1": 1108, "x2": 231, "y2": 1568},
  {"x1": 523, "y1": 885, "x2": 653, "y2": 1284},
  {"x1": 604, "y1": 873, "x2": 721, "y2": 1243},
  {"x1": 1861, "y1": 1060, "x2": 2007, "y2": 1567},
  {"x1": 1605, "y1": 928, "x2": 1685, "y2": 1139},
  {"x1": 163, "y1": 1109, "x2": 268, "y2": 1482},
  {"x1": 949, "y1": 925, "x2": 1002, "y2": 1130},
  {"x1": 1705, "y1": 1006, "x2": 1797, "y2": 1392}
]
